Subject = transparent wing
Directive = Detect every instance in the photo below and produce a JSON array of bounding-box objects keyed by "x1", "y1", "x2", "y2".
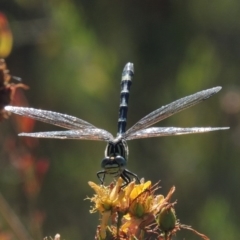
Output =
[
  {"x1": 5, "y1": 106, "x2": 114, "y2": 141},
  {"x1": 125, "y1": 127, "x2": 229, "y2": 140},
  {"x1": 125, "y1": 86, "x2": 222, "y2": 138},
  {"x1": 18, "y1": 129, "x2": 114, "y2": 141},
  {"x1": 5, "y1": 106, "x2": 96, "y2": 130}
]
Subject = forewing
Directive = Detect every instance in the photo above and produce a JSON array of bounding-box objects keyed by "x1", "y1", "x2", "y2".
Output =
[
  {"x1": 5, "y1": 106, "x2": 96, "y2": 130},
  {"x1": 125, "y1": 126, "x2": 229, "y2": 140},
  {"x1": 125, "y1": 86, "x2": 222, "y2": 138},
  {"x1": 18, "y1": 128, "x2": 114, "y2": 141}
]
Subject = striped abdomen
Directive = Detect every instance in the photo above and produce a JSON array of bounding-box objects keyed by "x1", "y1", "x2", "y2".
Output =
[{"x1": 117, "y1": 62, "x2": 134, "y2": 135}]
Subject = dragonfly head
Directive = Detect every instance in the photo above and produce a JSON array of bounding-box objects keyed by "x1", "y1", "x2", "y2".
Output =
[
  {"x1": 101, "y1": 155, "x2": 126, "y2": 177},
  {"x1": 100, "y1": 139, "x2": 129, "y2": 177}
]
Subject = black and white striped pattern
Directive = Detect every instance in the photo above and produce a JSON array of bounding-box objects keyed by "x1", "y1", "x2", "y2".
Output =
[{"x1": 117, "y1": 63, "x2": 133, "y2": 135}]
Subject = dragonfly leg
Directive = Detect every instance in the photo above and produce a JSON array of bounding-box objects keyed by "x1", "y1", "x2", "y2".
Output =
[
  {"x1": 97, "y1": 170, "x2": 106, "y2": 185},
  {"x1": 121, "y1": 169, "x2": 140, "y2": 187}
]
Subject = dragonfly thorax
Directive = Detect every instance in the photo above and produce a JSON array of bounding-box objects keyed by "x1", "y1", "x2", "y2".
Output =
[{"x1": 104, "y1": 139, "x2": 129, "y2": 159}]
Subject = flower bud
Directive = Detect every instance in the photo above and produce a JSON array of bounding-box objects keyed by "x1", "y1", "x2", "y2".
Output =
[
  {"x1": 131, "y1": 202, "x2": 145, "y2": 218},
  {"x1": 157, "y1": 206, "x2": 176, "y2": 232}
]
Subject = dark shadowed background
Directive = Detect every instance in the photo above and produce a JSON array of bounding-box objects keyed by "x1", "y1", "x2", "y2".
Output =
[{"x1": 0, "y1": 1, "x2": 239, "y2": 239}]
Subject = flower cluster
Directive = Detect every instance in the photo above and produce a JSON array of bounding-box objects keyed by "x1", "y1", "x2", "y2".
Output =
[{"x1": 88, "y1": 178, "x2": 209, "y2": 240}]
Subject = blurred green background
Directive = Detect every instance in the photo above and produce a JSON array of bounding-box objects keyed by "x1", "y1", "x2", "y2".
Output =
[{"x1": 0, "y1": 0, "x2": 239, "y2": 239}]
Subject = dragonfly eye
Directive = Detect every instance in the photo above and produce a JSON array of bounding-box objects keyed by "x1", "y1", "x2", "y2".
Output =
[
  {"x1": 101, "y1": 158, "x2": 110, "y2": 168},
  {"x1": 101, "y1": 156, "x2": 126, "y2": 168},
  {"x1": 115, "y1": 156, "x2": 126, "y2": 167}
]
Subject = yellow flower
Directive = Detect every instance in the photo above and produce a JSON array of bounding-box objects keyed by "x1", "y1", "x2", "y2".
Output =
[
  {"x1": 89, "y1": 179, "x2": 156, "y2": 238},
  {"x1": 120, "y1": 181, "x2": 167, "y2": 237},
  {"x1": 88, "y1": 179, "x2": 209, "y2": 240},
  {"x1": 128, "y1": 180, "x2": 152, "y2": 218},
  {"x1": 88, "y1": 178, "x2": 128, "y2": 239},
  {"x1": 88, "y1": 177, "x2": 125, "y2": 213}
]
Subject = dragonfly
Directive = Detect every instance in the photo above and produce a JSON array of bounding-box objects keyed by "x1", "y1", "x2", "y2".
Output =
[{"x1": 5, "y1": 63, "x2": 229, "y2": 185}]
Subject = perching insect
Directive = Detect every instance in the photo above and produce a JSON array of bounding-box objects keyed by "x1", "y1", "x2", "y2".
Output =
[{"x1": 5, "y1": 63, "x2": 229, "y2": 185}]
